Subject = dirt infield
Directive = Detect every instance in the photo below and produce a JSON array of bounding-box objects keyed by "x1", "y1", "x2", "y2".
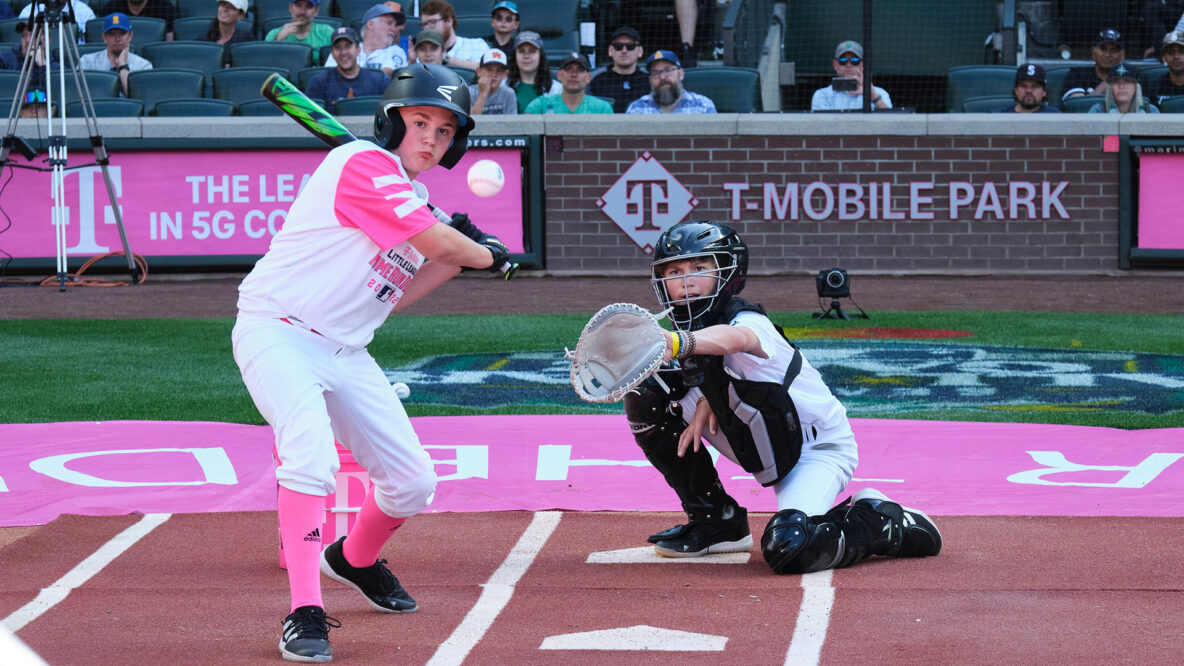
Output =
[{"x1": 2, "y1": 271, "x2": 1183, "y2": 318}]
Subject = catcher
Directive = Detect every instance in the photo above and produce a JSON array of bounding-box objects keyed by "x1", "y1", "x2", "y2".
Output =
[{"x1": 625, "y1": 220, "x2": 942, "y2": 573}]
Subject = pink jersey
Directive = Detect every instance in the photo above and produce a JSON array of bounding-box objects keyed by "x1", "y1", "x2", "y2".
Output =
[{"x1": 237, "y1": 141, "x2": 439, "y2": 348}]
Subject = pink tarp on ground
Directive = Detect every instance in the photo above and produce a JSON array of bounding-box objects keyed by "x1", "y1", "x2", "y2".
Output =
[{"x1": 1, "y1": 416, "x2": 1182, "y2": 526}]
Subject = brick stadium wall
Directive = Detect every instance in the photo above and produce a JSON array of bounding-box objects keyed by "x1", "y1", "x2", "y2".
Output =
[{"x1": 543, "y1": 133, "x2": 1116, "y2": 274}]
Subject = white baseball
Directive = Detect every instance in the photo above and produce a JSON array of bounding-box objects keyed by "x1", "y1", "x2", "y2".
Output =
[
  {"x1": 393, "y1": 382, "x2": 411, "y2": 399},
  {"x1": 467, "y1": 159, "x2": 504, "y2": 198}
]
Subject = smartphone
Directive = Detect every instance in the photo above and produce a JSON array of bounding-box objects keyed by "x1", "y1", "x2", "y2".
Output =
[{"x1": 831, "y1": 77, "x2": 858, "y2": 92}]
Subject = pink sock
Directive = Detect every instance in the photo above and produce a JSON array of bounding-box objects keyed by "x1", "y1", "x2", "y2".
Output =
[
  {"x1": 278, "y1": 487, "x2": 326, "y2": 613},
  {"x1": 342, "y1": 488, "x2": 406, "y2": 568}
]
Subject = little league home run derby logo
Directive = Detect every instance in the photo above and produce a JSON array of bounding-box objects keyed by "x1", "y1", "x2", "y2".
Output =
[{"x1": 597, "y1": 152, "x2": 698, "y2": 253}]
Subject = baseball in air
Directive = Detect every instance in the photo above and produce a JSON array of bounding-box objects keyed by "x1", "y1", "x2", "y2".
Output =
[
  {"x1": 466, "y1": 159, "x2": 504, "y2": 197},
  {"x1": 393, "y1": 382, "x2": 411, "y2": 400}
]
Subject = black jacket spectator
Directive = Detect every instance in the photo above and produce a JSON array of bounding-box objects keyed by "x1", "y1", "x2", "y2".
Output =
[{"x1": 588, "y1": 68, "x2": 650, "y2": 113}]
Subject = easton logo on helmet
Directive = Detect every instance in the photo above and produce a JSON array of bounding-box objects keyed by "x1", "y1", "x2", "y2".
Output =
[{"x1": 436, "y1": 84, "x2": 459, "y2": 100}]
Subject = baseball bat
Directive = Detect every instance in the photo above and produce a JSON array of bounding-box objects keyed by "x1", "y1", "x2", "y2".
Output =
[{"x1": 259, "y1": 73, "x2": 518, "y2": 279}]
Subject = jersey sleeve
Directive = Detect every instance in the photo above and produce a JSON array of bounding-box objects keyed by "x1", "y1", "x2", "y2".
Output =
[
  {"x1": 730, "y1": 312, "x2": 782, "y2": 362},
  {"x1": 333, "y1": 147, "x2": 438, "y2": 250}
]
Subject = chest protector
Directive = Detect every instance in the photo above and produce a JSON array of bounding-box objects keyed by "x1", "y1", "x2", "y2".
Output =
[{"x1": 688, "y1": 298, "x2": 803, "y2": 487}]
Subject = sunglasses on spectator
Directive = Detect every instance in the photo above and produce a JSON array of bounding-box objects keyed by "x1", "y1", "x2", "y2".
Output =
[
  {"x1": 837, "y1": 56, "x2": 861, "y2": 65},
  {"x1": 611, "y1": 42, "x2": 639, "y2": 51},
  {"x1": 25, "y1": 90, "x2": 46, "y2": 103},
  {"x1": 649, "y1": 66, "x2": 679, "y2": 78}
]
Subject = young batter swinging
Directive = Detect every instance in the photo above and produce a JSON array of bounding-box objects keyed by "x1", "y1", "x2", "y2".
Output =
[{"x1": 232, "y1": 64, "x2": 509, "y2": 663}]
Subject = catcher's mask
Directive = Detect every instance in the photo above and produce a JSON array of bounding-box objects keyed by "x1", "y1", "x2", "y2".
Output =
[
  {"x1": 374, "y1": 63, "x2": 475, "y2": 169},
  {"x1": 651, "y1": 220, "x2": 748, "y2": 330}
]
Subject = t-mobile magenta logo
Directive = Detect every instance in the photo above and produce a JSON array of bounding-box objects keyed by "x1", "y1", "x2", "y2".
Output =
[{"x1": 596, "y1": 152, "x2": 698, "y2": 254}]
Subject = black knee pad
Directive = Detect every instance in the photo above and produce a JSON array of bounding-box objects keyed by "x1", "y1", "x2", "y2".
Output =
[
  {"x1": 760, "y1": 510, "x2": 843, "y2": 575},
  {"x1": 624, "y1": 382, "x2": 682, "y2": 454}
]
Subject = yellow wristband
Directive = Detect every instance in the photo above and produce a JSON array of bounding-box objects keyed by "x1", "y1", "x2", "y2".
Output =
[{"x1": 670, "y1": 331, "x2": 679, "y2": 358}]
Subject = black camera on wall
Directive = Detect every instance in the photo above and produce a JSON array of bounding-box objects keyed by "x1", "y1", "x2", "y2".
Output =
[{"x1": 816, "y1": 268, "x2": 850, "y2": 298}]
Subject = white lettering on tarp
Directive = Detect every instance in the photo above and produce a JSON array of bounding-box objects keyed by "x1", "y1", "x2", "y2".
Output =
[
  {"x1": 535, "y1": 445, "x2": 651, "y2": 481},
  {"x1": 149, "y1": 210, "x2": 289, "y2": 241},
  {"x1": 1007, "y1": 451, "x2": 1183, "y2": 488},
  {"x1": 29, "y1": 448, "x2": 238, "y2": 487},
  {"x1": 424, "y1": 445, "x2": 489, "y2": 481},
  {"x1": 0, "y1": 474, "x2": 7, "y2": 492}
]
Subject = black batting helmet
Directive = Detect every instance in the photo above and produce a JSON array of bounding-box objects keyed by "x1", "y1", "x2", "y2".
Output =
[
  {"x1": 374, "y1": 63, "x2": 475, "y2": 169},
  {"x1": 651, "y1": 220, "x2": 749, "y2": 330}
]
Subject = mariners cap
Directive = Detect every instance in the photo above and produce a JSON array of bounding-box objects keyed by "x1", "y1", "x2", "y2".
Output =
[
  {"x1": 513, "y1": 30, "x2": 542, "y2": 50},
  {"x1": 646, "y1": 49, "x2": 681, "y2": 70},
  {"x1": 479, "y1": 48, "x2": 509, "y2": 68},
  {"x1": 492, "y1": 1, "x2": 518, "y2": 16},
  {"x1": 610, "y1": 26, "x2": 641, "y2": 43},
  {"x1": 1095, "y1": 28, "x2": 1122, "y2": 49},
  {"x1": 221, "y1": 0, "x2": 249, "y2": 13},
  {"x1": 1015, "y1": 63, "x2": 1046, "y2": 85},
  {"x1": 558, "y1": 51, "x2": 591, "y2": 71},
  {"x1": 1108, "y1": 61, "x2": 1137, "y2": 81},
  {"x1": 363, "y1": 2, "x2": 405, "y2": 25},
  {"x1": 104, "y1": 12, "x2": 131, "y2": 33},
  {"x1": 1164, "y1": 31, "x2": 1184, "y2": 49},
  {"x1": 834, "y1": 40, "x2": 863, "y2": 59},
  {"x1": 414, "y1": 29, "x2": 444, "y2": 47}
]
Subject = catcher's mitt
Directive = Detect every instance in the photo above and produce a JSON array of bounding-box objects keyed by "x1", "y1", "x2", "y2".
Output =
[{"x1": 567, "y1": 303, "x2": 669, "y2": 403}]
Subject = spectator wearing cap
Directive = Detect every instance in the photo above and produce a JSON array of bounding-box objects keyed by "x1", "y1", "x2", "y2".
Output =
[
  {"x1": 419, "y1": 0, "x2": 488, "y2": 70},
  {"x1": 468, "y1": 48, "x2": 517, "y2": 115},
  {"x1": 412, "y1": 29, "x2": 446, "y2": 65},
  {"x1": 198, "y1": 0, "x2": 255, "y2": 67},
  {"x1": 99, "y1": 0, "x2": 180, "y2": 41},
  {"x1": 484, "y1": 1, "x2": 519, "y2": 59},
  {"x1": 524, "y1": 52, "x2": 612, "y2": 114},
  {"x1": 2, "y1": 20, "x2": 43, "y2": 80},
  {"x1": 266, "y1": 0, "x2": 334, "y2": 50},
  {"x1": 325, "y1": 2, "x2": 407, "y2": 75},
  {"x1": 17, "y1": 1, "x2": 95, "y2": 43},
  {"x1": 78, "y1": 13, "x2": 153, "y2": 96},
  {"x1": 810, "y1": 40, "x2": 890, "y2": 111},
  {"x1": 588, "y1": 26, "x2": 650, "y2": 113},
  {"x1": 995, "y1": 64, "x2": 1060, "y2": 113},
  {"x1": 19, "y1": 89, "x2": 53, "y2": 118},
  {"x1": 1146, "y1": 30, "x2": 1184, "y2": 105},
  {"x1": 306, "y1": 26, "x2": 390, "y2": 113},
  {"x1": 1062, "y1": 29, "x2": 1125, "y2": 101},
  {"x1": 626, "y1": 50, "x2": 716, "y2": 114},
  {"x1": 508, "y1": 30, "x2": 559, "y2": 112},
  {"x1": 1088, "y1": 62, "x2": 1159, "y2": 113}
]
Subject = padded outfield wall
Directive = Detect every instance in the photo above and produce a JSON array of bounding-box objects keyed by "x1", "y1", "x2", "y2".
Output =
[{"x1": 7, "y1": 114, "x2": 1181, "y2": 275}]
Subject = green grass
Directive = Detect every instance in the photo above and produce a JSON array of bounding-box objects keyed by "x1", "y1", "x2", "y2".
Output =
[{"x1": 1, "y1": 311, "x2": 1182, "y2": 427}]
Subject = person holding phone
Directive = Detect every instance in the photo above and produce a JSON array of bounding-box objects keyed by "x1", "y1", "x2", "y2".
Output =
[{"x1": 810, "y1": 40, "x2": 892, "y2": 111}]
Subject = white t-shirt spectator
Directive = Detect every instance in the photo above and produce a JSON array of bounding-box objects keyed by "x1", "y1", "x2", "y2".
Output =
[
  {"x1": 78, "y1": 49, "x2": 153, "y2": 73},
  {"x1": 447, "y1": 36, "x2": 487, "y2": 64},
  {"x1": 325, "y1": 44, "x2": 407, "y2": 71}
]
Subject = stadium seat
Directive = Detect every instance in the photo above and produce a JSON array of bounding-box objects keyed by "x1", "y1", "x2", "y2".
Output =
[
  {"x1": 1044, "y1": 65, "x2": 1071, "y2": 108},
  {"x1": 0, "y1": 70, "x2": 22, "y2": 103},
  {"x1": 230, "y1": 41, "x2": 314, "y2": 78},
  {"x1": 174, "y1": 0, "x2": 216, "y2": 19},
  {"x1": 333, "y1": 94, "x2": 381, "y2": 116},
  {"x1": 683, "y1": 66, "x2": 760, "y2": 113},
  {"x1": 255, "y1": 0, "x2": 296, "y2": 23},
  {"x1": 336, "y1": 0, "x2": 393, "y2": 27},
  {"x1": 172, "y1": 16, "x2": 254, "y2": 41},
  {"x1": 63, "y1": 70, "x2": 122, "y2": 103},
  {"x1": 298, "y1": 66, "x2": 330, "y2": 90},
  {"x1": 962, "y1": 95, "x2": 1014, "y2": 112},
  {"x1": 140, "y1": 41, "x2": 225, "y2": 92},
  {"x1": 1157, "y1": 96, "x2": 1184, "y2": 113},
  {"x1": 153, "y1": 97, "x2": 237, "y2": 116},
  {"x1": 448, "y1": 65, "x2": 476, "y2": 84},
  {"x1": 236, "y1": 98, "x2": 284, "y2": 115},
  {"x1": 1138, "y1": 65, "x2": 1168, "y2": 89},
  {"x1": 213, "y1": 66, "x2": 286, "y2": 105},
  {"x1": 66, "y1": 98, "x2": 145, "y2": 117},
  {"x1": 945, "y1": 65, "x2": 1015, "y2": 113},
  {"x1": 128, "y1": 68, "x2": 205, "y2": 114},
  {"x1": 84, "y1": 16, "x2": 166, "y2": 52},
  {"x1": 0, "y1": 17, "x2": 24, "y2": 42},
  {"x1": 260, "y1": 16, "x2": 342, "y2": 37},
  {"x1": 1062, "y1": 94, "x2": 1103, "y2": 113},
  {"x1": 441, "y1": 0, "x2": 491, "y2": 14},
  {"x1": 454, "y1": 14, "x2": 488, "y2": 39},
  {"x1": 512, "y1": 0, "x2": 579, "y2": 68}
]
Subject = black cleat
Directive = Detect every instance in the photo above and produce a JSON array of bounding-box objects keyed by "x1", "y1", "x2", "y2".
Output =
[
  {"x1": 280, "y1": 605, "x2": 340, "y2": 663},
  {"x1": 653, "y1": 505, "x2": 752, "y2": 557},
  {"x1": 320, "y1": 537, "x2": 418, "y2": 613},
  {"x1": 853, "y1": 488, "x2": 942, "y2": 557}
]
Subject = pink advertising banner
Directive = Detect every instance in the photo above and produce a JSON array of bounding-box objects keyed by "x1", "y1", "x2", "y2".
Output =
[
  {"x1": 1137, "y1": 154, "x2": 1184, "y2": 250},
  {"x1": 1, "y1": 147, "x2": 525, "y2": 259}
]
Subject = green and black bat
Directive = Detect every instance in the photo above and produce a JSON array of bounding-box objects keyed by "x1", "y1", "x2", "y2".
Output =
[{"x1": 259, "y1": 73, "x2": 519, "y2": 279}]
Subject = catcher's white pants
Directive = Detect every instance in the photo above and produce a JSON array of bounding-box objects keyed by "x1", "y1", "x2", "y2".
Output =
[{"x1": 232, "y1": 316, "x2": 436, "y2": 518}]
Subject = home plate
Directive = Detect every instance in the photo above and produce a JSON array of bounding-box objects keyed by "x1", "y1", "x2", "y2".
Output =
[
  {"x1": 539, "y1": 625, "x2": 728, "y2": 651},
  {"x1": 586, "y1": 546, "x2": 751, "y2": 564}
]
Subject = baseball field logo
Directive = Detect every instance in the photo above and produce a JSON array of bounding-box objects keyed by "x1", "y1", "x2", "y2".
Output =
[{"x1": 597, "y1": 152, "x2": 698, "y2": 253}]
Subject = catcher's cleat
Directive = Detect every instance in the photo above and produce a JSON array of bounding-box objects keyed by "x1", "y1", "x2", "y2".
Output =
[
  {"x1": 852, "y1": 488, "x2": 942, "y2": 558},
  {"x1": 280, "y1": 605, "x2": 340, "y2": 663},
  {"x1": 320, "y1": 537, "x2": 418, "y2": 613},
  {"x1": 653, "y1": 504, "x2": 752, "y2": 557}
]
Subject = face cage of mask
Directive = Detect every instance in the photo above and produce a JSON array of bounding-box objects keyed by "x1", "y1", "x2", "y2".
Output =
[{"x1": 650, "y1": 253, "x2": 735, "y2": 331}]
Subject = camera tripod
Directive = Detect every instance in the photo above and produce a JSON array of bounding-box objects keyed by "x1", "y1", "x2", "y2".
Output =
[
  {"x1": 813, "y1": 297, "x2": 868, "y2": 321},
  {"x1": 0, "y1": 1, "x2": 139, "y2": 291}
]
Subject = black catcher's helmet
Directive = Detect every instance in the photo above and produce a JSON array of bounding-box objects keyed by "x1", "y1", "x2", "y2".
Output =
[
  {"x1": 374, "y1": 63, "x2": 475, "y2": 169},
  {"x1": 651, "y1": 220, "x2": 748, "y2": 330}
]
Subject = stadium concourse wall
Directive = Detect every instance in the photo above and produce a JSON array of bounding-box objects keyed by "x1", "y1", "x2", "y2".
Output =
[{"x1": 55, "y1": 114, "x2": 1184, "y2": 276}]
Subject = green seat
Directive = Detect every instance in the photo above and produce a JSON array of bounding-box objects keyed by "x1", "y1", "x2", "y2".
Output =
[
  {"x1": 0, "y1": 70, "x2": 22, "y2": 105},
  {"x1": 236, "y1": 97, "x2": 284, "y2": 115},
  {"x1": 85, "y1": 16, "x2": 166, "y2": 52},
  {"x1": 297, "y1": 66, "x2": 330, "y2": 90},
  {"x1": 153, "y1": 97, "x2": 237, "y2": 116},
  {"x1": 128, "y1": 68, "x2": 205, "y2": 113},
  {"x1": 1063, "y1": 94, "x2": 1103, "y2": 113},
  {"x1": 1138, "y1": 65, "x2": 1168, "y2": 89},
  {"x1": 0, "y1": 17, "x2": 25, "y2": 42},
  {"x1": 1044, "y1": 65, "x2": 1072, "y2": 108},
  {"x1": 63, "y1": 69, "x2": 122, "y2": 103},
  {"x1": 683, "y1": 66, "x2": 760, "y2": 113},
  {"x1": 172, "y1": 16, "x2": 254, "y2": 41},
  {"x1": 962, "y1": 95, "x2": 1013, "y2": 112},
  {"x1": 174, "y1": 0, "x2": 218, "y2": 19},
  {"x1": 140, "y1": 41, "x2": 226, "y2": 92},
  {"x1": 945, "y1": 65, "x2": 1015, "y2": 113},
  {"x1": 255, "y1": 0, "x2": 297, "y2": 23},
  {"x1": 333, "y1": 94, "x2": 381, "y2": 116},
  {"x1": 1156, "y1": 95, "x2": 1184, "y2": 113},
  {"x1": 453, "y1": 14, "x2": 488, "y2": 39},
  {"x1": 213, "y1": 66, "x2": 286, "y2": 105},
  {"x1": 448, "y1": 66, "x2": 476, "y2": 85},
  {"x1": 229, "y1": 40, "x2": 314, "y2": 78},
  {"x1": 336, "y1": 0, "x2": 395, "y2": 26},
  {"x1": 66, "y1": 98, "x2": 145, "y2": 117}
]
